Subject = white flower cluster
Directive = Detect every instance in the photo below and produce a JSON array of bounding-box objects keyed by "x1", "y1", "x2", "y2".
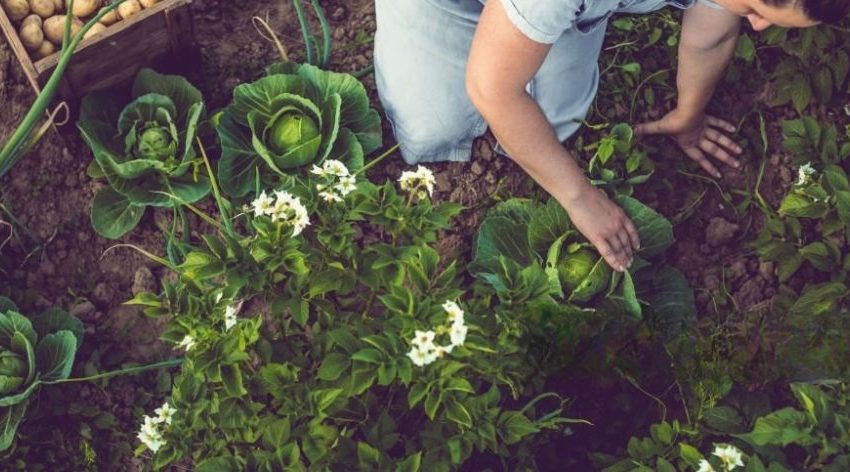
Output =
[
  {"x1": 138, "y1": 402, "x2": 176, "y2": 453},
  {"x1": 176, "y1": 334, "x2": 196, "y2": 351},
  {"x1": 406, "y1": 301, "x2": 468, "y2": 367},
  {"x1": 250, "y1": 190, "x2": 310, "y2": 236},
  {"x1": 795, "y1": 162, "x2": 817, "y2": 187},
  {"x1": 311, "y1": 159, "x2": 357, "y2": 203},
  {"x1": 697, "y1": 444, "x2": 745, "y2": 472},
  {"x1": 398, "y1": 165, "x2": 436, "y2": 199}
]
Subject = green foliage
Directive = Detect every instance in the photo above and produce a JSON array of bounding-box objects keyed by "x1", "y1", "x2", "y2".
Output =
[
  {"x1": 0, "y1": 297, "x2": 83, "y2": 451},
  {"x1": 131, "y1": 164, "x2": 578, "y2": 470},
  {"x1": 598, "y1": 381, "x2": 850, "y2": 472},
  {"x1": 753, "y1": 118, "x2": 850, "y2": 309},
  {"x1": 77, "y1": 69, "x2": 210, "y2": 239},
  {"x1": 470, "y1": 195, "x2": 689, "y2": 327},
  {"x1": 586, "y1": 123, "x2": 655, "y2": 195},
  {"x1": 216, "y1": 61, "x2": 382, "y2": 197}
]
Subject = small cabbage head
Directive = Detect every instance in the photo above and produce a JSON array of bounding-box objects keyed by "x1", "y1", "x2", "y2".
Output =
[
  {"x1": 559, "y1": 249, "x2": 611, "y2": 302},
  {"x1": 267, "y1": 111, "x2": 321, "y2": 162},
  {"x1": 137, "y1": 126, "x2": 177, "y2": 162},
  {"x1": 217, "y1": 61, "x2": 383, "y2": 197}
]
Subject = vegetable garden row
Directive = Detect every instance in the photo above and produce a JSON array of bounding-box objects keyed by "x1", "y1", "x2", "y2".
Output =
[{"x1": 0, "y1": 1, "x2": 849, "y2": 471}]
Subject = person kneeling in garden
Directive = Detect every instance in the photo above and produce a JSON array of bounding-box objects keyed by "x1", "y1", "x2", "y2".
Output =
[{"x1": 374, "y1": 0, "x2": 845, "y2": 272}]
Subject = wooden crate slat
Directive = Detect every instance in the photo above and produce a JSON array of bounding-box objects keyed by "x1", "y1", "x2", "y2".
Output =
[{"x1": 0, "y1": 4, "x2": 43, "y2": 94}]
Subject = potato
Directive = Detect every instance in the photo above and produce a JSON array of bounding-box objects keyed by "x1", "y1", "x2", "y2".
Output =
[
  {"x1": 29, "y1": 0, "x2": 54, "y2": 17},
  {"x1": 43, "y1": 14, "x2": 80, "y2": 44},
  {"x1": 19, "y1": 14, "x2": 42, "y2": 50},
  {"x1": 98, "y1": 7, "x2": 116, "y2": 25},
  {"x1": 1, "y1": 0, "x2": 30, "y2": 22},
  {"x1": 116, "y1": 0, "x2": 139, "y2": 19},
  {"x1": 50, "y1": 0, "x2": 61, "y2": 10},
  {"x1": 82, "y1": 20, "x2": 104, "y2": 39},
  {"x1": 32, "y1": 39, "x2": 55, "y2": 59},
  {"x1": 139, "y1": 0, "x2": 158, "y2": 8},
  {"x1": 65, "y1": 0, "x2": 97, "y2": 17}
]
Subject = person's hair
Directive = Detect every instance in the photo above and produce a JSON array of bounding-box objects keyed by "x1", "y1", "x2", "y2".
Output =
[{"x1": 764, "y1": 0, "x2": 850, "y2": 23}]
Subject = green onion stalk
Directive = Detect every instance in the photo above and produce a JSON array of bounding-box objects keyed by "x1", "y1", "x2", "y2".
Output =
[{"x1": 0, "y1": 0, "x2": 127, "y2": 177}]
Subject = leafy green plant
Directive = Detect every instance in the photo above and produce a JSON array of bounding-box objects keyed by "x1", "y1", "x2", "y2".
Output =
[
  {"x1": 125, "y1": 155, "x2": 583, "y2": 470},
  {"x1": 470, "y1": 195, "x2": 694, "y2": 333},
  {"x1": 757, "y1": 27, "x2": 850, "y2": 113},
  {"x1": 582, "y1": 123, "x2": 655, "y2": 196},
  {"x1": 753, "y1": 118, "x2": 850, "y2": 311},
  {"x1": 77, "y1": 69, "x2": 209, "y2": 239},
  {"x1": 0, "y1": 296, "x2": 83, "y2": 451},
  {"x1": 596, "y1": 381, "x2": 850, "y2": 472},
  {"x1": 216, "y1": 61, "x2": 382, "y2": 197}
]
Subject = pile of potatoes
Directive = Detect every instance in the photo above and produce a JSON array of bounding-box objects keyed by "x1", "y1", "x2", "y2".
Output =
[{"x1": 2, "y1": 0, "x2": 161, "y2": 60}]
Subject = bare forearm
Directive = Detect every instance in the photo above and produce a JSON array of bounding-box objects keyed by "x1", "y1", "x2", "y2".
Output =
[
  {"x1": 474, "y1": 92, "x2": 589, "y2": 206},
  {"x1": 676, "y1": 5, "x2": 741, "y2": 117}
]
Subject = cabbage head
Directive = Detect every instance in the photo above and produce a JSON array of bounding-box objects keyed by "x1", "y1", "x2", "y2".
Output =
[
  {"x1": 77, "y1": 69, "x2": 210, "y2": 239},
  {"x1": 216, "y1": 61, "x2": 382, "y2": 197},
  {"x1": 0, "y1": 297, "x2": 83, "y2": 451},
  {"x1": 559, "y1": 249, "x2": 612, "y2": 302}
]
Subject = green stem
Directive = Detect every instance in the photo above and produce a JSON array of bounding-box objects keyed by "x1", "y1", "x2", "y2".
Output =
[
  {"x1": 310, "y1": 0, "x2": 332, "y2": 67},
  {"x1": 46, "y1": 358, "x2": 184, "y2": 385},
  {"x1": 356, "y1": 143, "x2": 400, "y2": 176},
  {"x1": 0, "y1": 0, "x2": 127, "y2": 177},
  {"x1": 197, "y1": 138, "x2": 234, "y2": 235},
  {"x1": 292, "y1": 0, "x2": 315, "y2": 65},
  {"x1": 352, "y1": 65, "x2": 374, "y2": 79}
]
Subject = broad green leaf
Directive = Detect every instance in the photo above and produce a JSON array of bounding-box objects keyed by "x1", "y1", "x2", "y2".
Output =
[
  {"x1": 35, "y1": 331, "x2": 77, "y2": 381},
  {"x1": 528, "y1": 198, "x2": 572, "y2": 254},
  {"x1": 317, "y1": 353, "x2": 349, "y2": 381},
  {"x1": 351, "y1": 348, "x2": 383, "y2": 364},
  {"x1": 132, "y1": 69, "x2": 204, "y2": 126},
  {"x1": 30, "y1": 309, "x2": 84, "y2": 350},
  {"x1": 90, "y1": 188, "x2": 146, "y2": 239},
  {"x1": 0, "y1": 312, "x2": 36, "y2": 352},
  {"x1": 643, "y1": 267, "x2": 695, "y2": 340},
  {"x1": 395, "y1": 452, "x2": 422, "y2": 472},
  {"x1": 471, "y1": 216, "x2": 536, "y2": 274},
  {"x1": 445, "y1": 400, "x2": 473, "y2": 428},
  {"x1": 615, "y1": 195, "x2": 673, "y2": 257},
  {"x1": 0, "y1": 401, "x2": 28, "y2": 452},
  {"x1": 703, "y1": 406, "x2": 745, "y2": 433},
  {"x1": 196, "y1": 456, "x2": 242, "y2": 472},
  {"x1": 498, "y1": 411, "x2": 539, "y2": 445},
  {"x1": 735, "y1": 407, "x2": 811, "y2": 446},
  {"x1": 799, "y1": 241, "x2": 837, "y2": 271},
  {"x1": 221, "y1": 364, "x2": 247, "y2": 397},
  {"x1": 778, "y1": 193, "x2": 829, "y2": 218},
  {"x1": 621, "y1": 271, "x2": 641, "y2": 318},
  {"x1": 217, "y1": 112, "x2": 263, "y2": 197},
  {"x1": 789, "y1": 282, "x2": 848, "y2": 317}
]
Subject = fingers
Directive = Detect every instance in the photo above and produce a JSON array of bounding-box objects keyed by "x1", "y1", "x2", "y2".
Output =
[
  {"x1": 625, "y1": 219, "x2": 640, "y2": 252},
  {"x1": 706, "y1": 115, "x2": 736, "y2": 133},
  {"x1": 704, "y1": 128, "x2": 743, "y2": 155},
  {"x1": 684, "y1": 146, "x2": 721, "y2": 179},
  {"x1": 698, "y1": 139, "x2": 741, "y2": 169},
  {"x1": 596, "y1": 237, "x2": 630, "y2": 273},
  {"x1": 615, "y1": 230, "x2": 633, "y2": 263},
  {"x1": 592, "y1": 216, "x2": 639, "y2": 273}
]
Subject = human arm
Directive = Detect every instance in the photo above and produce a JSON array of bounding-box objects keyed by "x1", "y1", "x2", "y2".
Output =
[
  {"x1": 466, "y1": 0, "x2": 639, "y2": 271},
  {"x1": 636, "y1": 2, "x2": 744, "y2": 178}
]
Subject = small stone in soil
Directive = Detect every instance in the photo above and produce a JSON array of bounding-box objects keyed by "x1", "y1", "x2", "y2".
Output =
[
  {"x1": 132, "y1": 266, "x2": 157, "y2": 295},
  {"x1": 705, "y1": 217, "x2": 739, "y2": 247}
]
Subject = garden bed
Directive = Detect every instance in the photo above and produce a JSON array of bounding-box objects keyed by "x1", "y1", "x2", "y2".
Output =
[{"x1": 1, "y1": 0, "x2": 848, "y2": 470}]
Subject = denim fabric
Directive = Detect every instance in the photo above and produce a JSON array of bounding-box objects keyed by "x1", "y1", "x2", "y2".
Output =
[{"x1": 374, "y1": 0, "x2": 716, "y2": 165}]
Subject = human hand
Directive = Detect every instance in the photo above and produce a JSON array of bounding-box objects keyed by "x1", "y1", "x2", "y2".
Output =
[
  {"x1": 635, "y1": 109, "x2": 742, "y2": 179},
  {"x1": 562, "y1": 183, "x2": 640, "y2": 272}
]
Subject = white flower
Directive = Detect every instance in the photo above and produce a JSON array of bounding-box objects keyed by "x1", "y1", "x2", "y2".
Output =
[
  {"x1": 154, "y1": 403, "x2": 176, "y2": 426},
  {"x1": 310, "y1": 164, "x2": 326, "y2": 177},
  {"x1": 319, "y1": 190, "x2": 344, "y2": 203},
  {"x1": 449, "y1": 323, "x2": 468, "y2": 347},
  {"x1": 176, "y1": 335, "x2": 196, "y2": 351},
  {"x1": 251, "y1": 191, "x2": 275, "y2": 217},
  {"x1": 795, "y1": 162, "x2": 817, "y2": 186},
  {"x1": 399, "y1": 165, "x2": 436, "y2": 198},
  {"x1": 407, "y1": 347, "x2": 437, "y2": 367},
  {"x1": 138, "y1": 429, "x2": 165, "y2": 453},
  {"x1": 224, "y1": 305, "x2": 239, "y2": 331},
  {"x1": 696, "y1": 459, "x2": 717, "y2": 472},
  {"x1": 413, "y1": 330, "x2": 436, "y2": 348},
  {"x1": 336, "y1": 175, "x2": 357, "y2": 196},
  {"x1": 442, "y1": 300, "x2": 464, "y2": 324},
  {"x1": 269, "y1": 190, "x2": 310, "y2": 236},
  {"x1": 712, "y1": 444, "x2": 744, "y2": 470},
  {"x1": 324, "y1": 159, "x2": 350, "y2": 177},
  {"x1": 141, "y1": 415, "x2": 160, "y2": 433}
]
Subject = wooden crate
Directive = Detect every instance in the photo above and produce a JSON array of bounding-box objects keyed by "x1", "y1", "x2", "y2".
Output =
[{"x1": 0, "y1": 0, "x2": 195, "y2": 98}]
